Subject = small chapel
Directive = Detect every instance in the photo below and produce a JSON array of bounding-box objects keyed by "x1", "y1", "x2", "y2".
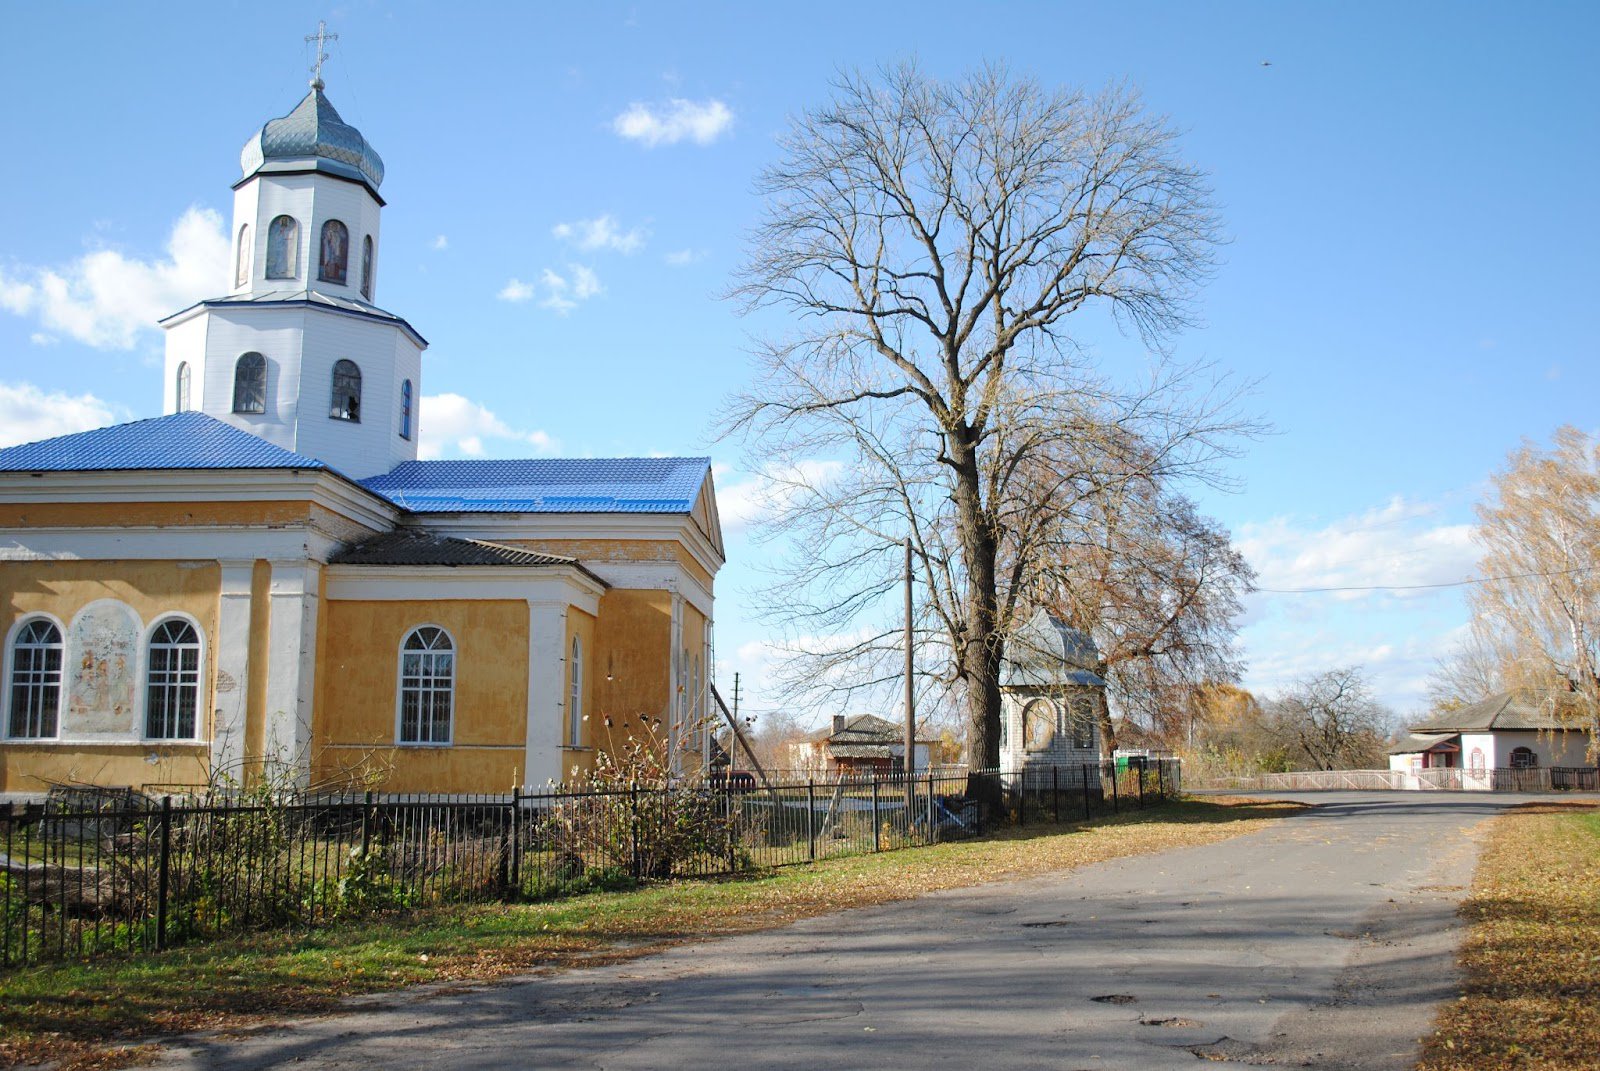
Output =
[{"x1": 0, "y1": 70, "x2": 723, "y2": 798}]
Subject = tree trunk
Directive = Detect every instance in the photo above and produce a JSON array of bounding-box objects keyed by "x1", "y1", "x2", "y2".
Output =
[{"x1": 950, "y1": 431, "x2": 1005, "y2": 811}]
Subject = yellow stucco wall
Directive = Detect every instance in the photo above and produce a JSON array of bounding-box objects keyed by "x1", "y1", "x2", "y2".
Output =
[
  {"x1": 312, "y1": 599, "x2": 529, "y2": 793},
  {"x1": 587, "y1": 589, "x2": 672, "y2": 765},
  {"x1": 0, "y1": 501, "x2": 312, "y2": 529},
  {"x1": 0, "y1": 743, "x2": 210, "y2": 795},
  {"x1": 0, "y1": 559, "x2": 221, "y2": 793}
]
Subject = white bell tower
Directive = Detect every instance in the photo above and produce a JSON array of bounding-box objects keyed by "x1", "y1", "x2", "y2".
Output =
[{"x1": 159, "y1": 28, "x2": 426, "y2": 480}]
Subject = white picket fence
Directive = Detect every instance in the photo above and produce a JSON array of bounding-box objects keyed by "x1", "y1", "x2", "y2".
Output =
[{"x1": 1195, "y1": 767, "x2": 1599, "y2": 793}]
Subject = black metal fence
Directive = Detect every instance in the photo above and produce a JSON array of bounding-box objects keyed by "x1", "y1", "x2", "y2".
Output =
[{"x1": 0, "y1": 758, "x2": 1178, "y2": 970}]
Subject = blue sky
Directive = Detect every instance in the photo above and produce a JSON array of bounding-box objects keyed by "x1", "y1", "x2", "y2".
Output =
[{"x1": 1, "y1": 2, "x2": 1596, "y2": 723}]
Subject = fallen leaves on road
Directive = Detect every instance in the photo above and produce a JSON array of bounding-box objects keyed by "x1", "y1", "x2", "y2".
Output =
[
  {"x1": 0, "y1": 797, "x2": 1296, "y2": 1071},
  {"x1": 1418, "y1": 801, "x2": 1600, "y2": 1071}
]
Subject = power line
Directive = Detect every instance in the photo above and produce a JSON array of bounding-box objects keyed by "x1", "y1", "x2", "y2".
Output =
[{"x1": 1256, "y1": 564, "x2": 1593, "y2": 595}]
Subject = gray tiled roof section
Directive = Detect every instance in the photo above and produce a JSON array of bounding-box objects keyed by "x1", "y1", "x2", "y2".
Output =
[
  {"x1": 1407, "y1": 690, "x2": 1582, "y2": 733},
  {"x1": 1002, "y1": 608, "x2": 1105, "y2": 687},
  {"x1": 0, "y1": 412, "x2": 327, "y2": 472},
  {"x1": 240, "y1": 88, "x2": 384, "y2": 189},
  {"x1": 330, "y1": 530, "x2": 579, "y2": 568}
]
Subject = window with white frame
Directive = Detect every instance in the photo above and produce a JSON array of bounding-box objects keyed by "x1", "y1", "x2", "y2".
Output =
[
  {"x1": 232, "y1": 352, "x2": 266, "y2": 414},
  {"x1": 235, "y1": 224, "x2": 251, "y2": 288},
  {"x1": 175, "y1": 362, "x2": 191, "y2": 411},
  {"x1": 145, "y1": 619, "x2": 201, "y2": 739},
  {"x1": 399, "y1": 379, "x2": 413, "y2": 440},
  {"x1": 399, "y1": 626, "x2": 453, "y2": 744},
  {"x1": 8, "y1": 619, "x2": 63, "y2": 739},
  {"x1": 330, "y1": 359, "x2": 362, "y2": 421},
  {"x1": 568, "y1": 636, "x2": 583, "y2": 746}
]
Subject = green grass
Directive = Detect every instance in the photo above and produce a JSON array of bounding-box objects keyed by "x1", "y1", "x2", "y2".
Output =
[{"x1": 0, "y1": 796, "x2": 1295, "y2": 1070}]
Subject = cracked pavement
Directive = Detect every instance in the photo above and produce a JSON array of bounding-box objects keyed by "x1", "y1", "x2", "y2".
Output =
[{"x1": 153, "y1": 792, "x2": 1534, "y2": 1070}]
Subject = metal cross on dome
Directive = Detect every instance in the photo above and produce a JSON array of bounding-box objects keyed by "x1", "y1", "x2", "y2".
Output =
[{"x1": 306, "y1": 20, "x2": 339, "y2": 89}]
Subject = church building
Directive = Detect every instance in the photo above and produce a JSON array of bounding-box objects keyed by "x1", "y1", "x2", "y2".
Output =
[{"x1": 0, "y1": 76, "x2": 723, "y2": 797}]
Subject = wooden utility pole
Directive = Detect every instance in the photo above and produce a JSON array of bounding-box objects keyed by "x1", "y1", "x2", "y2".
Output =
[{"x1": 904, "y1": 537, "x2": 916, "y2": 819}]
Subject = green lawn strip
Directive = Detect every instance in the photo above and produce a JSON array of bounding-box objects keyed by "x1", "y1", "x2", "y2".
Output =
[
  {"x1": 1419, "y1": 800, "x2": 1600, "y2": 1071},
  {"x1": 0, "y1": 797, "x2": 1294, "y2": 1070}
]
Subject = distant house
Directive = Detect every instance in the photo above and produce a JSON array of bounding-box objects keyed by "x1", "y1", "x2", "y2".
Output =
[
  {"x1": 1388, "y1": 690, "x2": 1597, "y2": 788},
  {"x1": 787, "y1": 715, "x2": 932, "y2": 777}
]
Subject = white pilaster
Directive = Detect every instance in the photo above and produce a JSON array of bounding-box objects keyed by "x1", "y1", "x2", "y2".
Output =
[
  {"x1": 264, "y1": 560, "x2": 319, "y2": 786},
  {"x1": 523, "y1": 600, "x2": 567, "y2": 788},
  {"x1": 210, "y1": 561, "x2": 255, "y2": 780}
]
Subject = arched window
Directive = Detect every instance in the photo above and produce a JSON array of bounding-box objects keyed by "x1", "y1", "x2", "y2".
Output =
[
  {"x1": 568, "y1": 636, "x2": 583, "y2": 746},
  {"x1": 7, "y1": 619, "x2": 63, "y2": 739},
  {"x1": 399, "y1": 379, "x2": 413, "y2": 440},
  {"x1": 998, "y1": 709, "x2": 1010, "y2": 753},
  {"x1": 330, "y1": 359, "x2": 361, "y2": 421},
  {"x1": 318, "y1": 219, "x2": 349, "y2": 284},
  {"x1": 1022, "y1": 698, "x2": 1056, "y2": 751},
  {"x1": 235, "y1": 224, "x2": 251, "y2": 287},
  {"x1": 232, "y1": 352, "x2": 266, "y2": 414},
  {"x1": 398, "y1": 626, "x2": 454, "y2": 744},
  {"x1": 1509, "y1": 746, "x2": 1538, "y2": 769},
  {"x1": 360, "y1": 235, "x2": 374, "y2": 299},
  {"x1": 145, "y1": 618, "x2": 201, "y2": 740},
  {"x1": 175, "y1": 362, "x2": 191, "y2": 411},
  {"x1": 1068, "y1": 697, "x2": 1096, "y2": 750},
  {"x1": 266, "y1": 215, "x2": 300, "y2": 279}
]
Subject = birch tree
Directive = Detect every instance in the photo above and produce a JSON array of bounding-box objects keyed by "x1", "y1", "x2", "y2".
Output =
[
  {"x1": 725, "y1": 64, "x2": 1241, "y2": 776},
  {"x1": 1469, "y1": 426, "x2": 1600, "y2": 755}
]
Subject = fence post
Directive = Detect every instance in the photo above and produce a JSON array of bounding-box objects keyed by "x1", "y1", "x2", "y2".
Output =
[
  {"x1": 629, "y1": 782, "x2": 641, "y2": 880},
  {"x1": 1081, "y1": 763, "x2": 1091, "y2": 820},
  {"x1": 1017, "y1": 766, "x2": 1026, "y2": 829},
  {"x1": 1110, "y1": 762, "x2": 1119, "y2": 813},
  {"x1": 1138, "y1": 761, "x2": 1146, "y2": 809},
  {"x1": 871, "y1": 777, "x2": 881, "y2": 851},
  {"x1": 505, "y1": 788, "x2": 521, "y2": 896},
  {"x1": 156, "y1": 796, "x2": 172, "y2": 951},
  {"x1": 1158, "y1": 759, "x2": 1166, "y2": 798},
  {"x1": 806, "y1": 779, "x2": 817, "y2": 862},
  {"x1": 926, "y1": 770, "x2": 935, "y2": 844},
  {"x1": 360, "y1": 790, "x2": 373, "y2": 857},
  {"x1": 1052, "y1": 765, "x2": 1060, "y2": 824}
]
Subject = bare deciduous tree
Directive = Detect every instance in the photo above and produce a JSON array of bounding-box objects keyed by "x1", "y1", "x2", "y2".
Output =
[
  {"x1": 725, "y1": 64, "x2": 1243, "y2": 779},
  {"x1": 1266, "y1": 667, "x2": 1393, "y2": 771},
  {"x1": 1040, "y1": 467, "x2": 1255, "y2": 752},
  {"x1": 1469, "y1": 426, "x2": 1600, "y2": 756}
]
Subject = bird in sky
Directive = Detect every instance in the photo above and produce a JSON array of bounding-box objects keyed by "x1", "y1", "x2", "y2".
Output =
[{"x1": 1262, "y1": 60, "x2": 1273, "y2": 67}]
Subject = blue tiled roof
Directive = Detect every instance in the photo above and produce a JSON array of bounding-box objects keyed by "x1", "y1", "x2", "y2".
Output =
[
  {"x1": 0, "y1": 412, "x2": 327, "y2": 472},
  {"x1": 362, "y1": 458, "x2": 710, "y2": 514}
]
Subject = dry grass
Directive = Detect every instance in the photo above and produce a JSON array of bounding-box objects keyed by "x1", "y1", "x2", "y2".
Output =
[
  {"x1": 0, "y1": 797, "x2": 1293, "y2": 1070},
  {"x1": 1419, "y1": 801, "x2": 1600, "y2": 1071}
]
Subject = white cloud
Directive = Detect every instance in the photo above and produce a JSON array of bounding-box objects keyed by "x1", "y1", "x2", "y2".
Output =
[
  {"x1": 664, "y1": 248, "x2": 707, "y2": 267},
  {"x1": 431, "y1": 235, "x2": 449, "y2": 251},
  {"x1": 538, "y1": 265, "x2": 602, "y2": 314},
  {"x1": 0, "y1": 207, "x2": 228, "y2": 350},
  {"x1": 418, "y1": 393, "x2": 557, "y2": 460},
  {"x1": 553, "y1": 215, "x2": 646, "y2": 255},
  {"x1": 28, "y1": 333, "x2": 58, "y2": 347},
  {"x1": 497, "y1": 278, "x2": 535, "y2": 303},
  {"x1": 0, "y1": 381, "x2": 124, "y2": 448},
  {"x1": 715, "y1": 460, "x2": 848, "y2": 534},
  {"x1": 1235, "y1": 496, "x2": 1477, "y2": 601},
  {"x1": 612, "y1": 98, "x2": 733, "y2": 147}
]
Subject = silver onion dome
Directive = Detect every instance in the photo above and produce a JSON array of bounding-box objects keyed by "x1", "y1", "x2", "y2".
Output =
[{"x1": 239, "y1": 85, "x2": 384, "y2": 190}]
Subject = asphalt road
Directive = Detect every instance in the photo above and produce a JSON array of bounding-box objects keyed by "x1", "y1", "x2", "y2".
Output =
[{"x1": 155, "y1": 792, "x2": 1535, "y2": 1071}]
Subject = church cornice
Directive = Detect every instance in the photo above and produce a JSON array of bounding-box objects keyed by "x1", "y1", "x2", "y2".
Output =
[{"x1": 160, "y1": 294, "x2": 428, "y2": 348}]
